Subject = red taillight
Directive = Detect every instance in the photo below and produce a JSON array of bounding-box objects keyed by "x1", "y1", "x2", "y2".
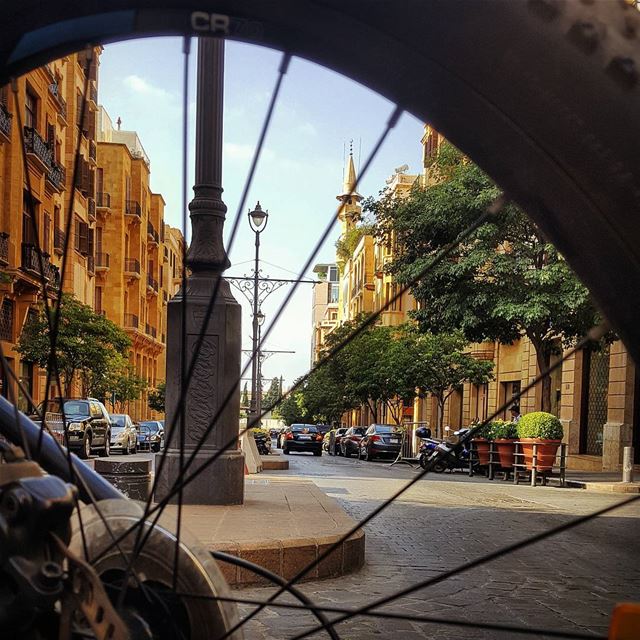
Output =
[
  {"x1": 370, "y1": 435, "x2": 381, "y2": 442},
  {"x1": 285, "y1": 433, "x2": 293, "y2": 440},
  {"x1": 315, "y1": 434, "x2": 322, "y2": 441}
]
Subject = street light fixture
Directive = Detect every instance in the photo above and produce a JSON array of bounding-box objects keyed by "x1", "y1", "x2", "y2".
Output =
[{"x1": 249, "y1": 202, "x2": 268, "y2": 427}]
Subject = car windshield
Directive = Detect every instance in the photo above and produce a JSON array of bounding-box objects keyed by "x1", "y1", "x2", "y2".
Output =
[
  {"x1": 139, "y1": 421, "x2": 160, "y2": 433},
  {"x1": 292, "y1": 425, "x2": 318, "y2": 433},
  {"x1": 354, "y1": 428, "x2": 366, "y2": 435},
  {"x1": 374, "y1": 425, "x2": 396, "y2": 433},
  {"x1": 41, "y1": 400, "x2": 90, "y2": 416},
  {"x1": 111, "y1": 415, "x2": 127, "y2": 428}
]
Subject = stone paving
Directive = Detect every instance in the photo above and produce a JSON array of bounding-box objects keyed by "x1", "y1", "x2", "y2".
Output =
[{"x1": 235, "y1": 452, "x2": 640, "y2": 639}]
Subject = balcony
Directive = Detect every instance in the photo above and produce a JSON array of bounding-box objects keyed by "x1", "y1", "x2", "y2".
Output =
[
  {"x1": 145, "y1": 323, "x2": 157, "y2": 339},
  {"x1": 21, "y1": 243, "x2": 60, "y2": 288},
  {"x1": 87, "y1": 255, "x2": 95, "y2": 275},
  {"x1": 146, "y1": 274, "x2": 158, "y2": 295},
  {"x1": 54, "y1": 228, "x2": 65, "y2": 255},
  {"x1": 48, "y1": 82, "x2": 67, "y2": 124},
  {"x1": 147, "y1": 222, "x2": 159, "y2": 246},
  {"x1": 124, "y1": 313, "x2": 139, "y2": 330},
  {"x1": 87, "y1": 197, "x2": 96, "y2": 222},
  {"x1": 89, "y1": 81, "x2": 98, "y2": 109},
  {"x1": 88, "y1": 139, "x2": 97, "y2": 164},
  {"x1": 96, "y1": 191, "x2": 111, "y2": 210},
  {"x1": 0, "y1": 233, "x2": 8, "y2": 265},
  {"x1": 23, "y1": 126, "x2": 53, "y2": 172},
  {"x1": 95, "y1": 252, "x2": 110, "y2": 271},
  {"x1": 46, "y1": 162, "x2": 66, "y2": 192},
  {"x1": 125, "y1": 200, "x2": 142, "y2": 221},
  {"x1": 124, "y1": 258, "x2": 141, "y2": 279},
  {"x1": 0, "y1": 104, "x2": 12, "y2": 143}
]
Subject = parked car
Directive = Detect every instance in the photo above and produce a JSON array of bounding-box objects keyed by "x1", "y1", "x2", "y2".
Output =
[
  {"x1": 328, "y1": 427, "x2": 348, "y2": 456},
  {"x1": 315, "y1": 424, "x2": 332, "y2": 437},
  {"x1": 358, "y1": 424, "x2": 403, "y2": 461},
  {"x1": 340, "y1": 426, "x2": 367, "y2": 458},
  {"x1": 137, "y1": 420, "x2": 165, "y2": 452},
  {"x1": 33, "y1": 397, "x2": 111, "y2": 459},
  {"x1": 277, "y1": 423, "x2": 314, "y2": 449},
  {"x1": 281, "y1": 424, "x2": 323, "y2": 456},
  {"x1": 109, "y1": 414, "x2": 138, "y2": 455}
]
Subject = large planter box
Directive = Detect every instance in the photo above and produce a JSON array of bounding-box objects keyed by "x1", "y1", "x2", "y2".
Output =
[
  {"x1": 473, "y1": 438, "x2": 491, "y2": 465},
  {"x1": 519, "y1": 438, "x2": 561, "y2": 471},
  {"x1": 494, "y1": 439, "x2": 516, "y2": 468}
]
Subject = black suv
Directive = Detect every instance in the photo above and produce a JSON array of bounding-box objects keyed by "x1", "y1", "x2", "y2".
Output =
[{"x1": 34, "y1": 398, "x2": 112, "y2": 459}]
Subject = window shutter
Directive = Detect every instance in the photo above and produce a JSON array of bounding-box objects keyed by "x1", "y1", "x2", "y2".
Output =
[
  {"x1": 79, "y1": 221, "x2": 89, "y2": 255},
  {"x1": 87, "y1": 227, "x2": 94, "y2": 257},
  {"x1": 88, "y1": 168, "x2": 95, "y2": 198}
]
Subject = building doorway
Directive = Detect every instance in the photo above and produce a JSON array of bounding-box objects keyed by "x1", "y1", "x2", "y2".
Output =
[{"x1": 580, "y1": 346, "x2": 610, "y2": 456}]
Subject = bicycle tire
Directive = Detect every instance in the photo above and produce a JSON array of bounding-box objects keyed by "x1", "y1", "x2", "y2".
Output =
[{"x1": 0, "y1": 1, "x2": 639, "y2": 358}]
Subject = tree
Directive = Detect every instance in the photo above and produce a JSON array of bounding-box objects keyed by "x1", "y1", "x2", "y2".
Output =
[
  {"x1": 17, "y1": 293, "x2": 131, "y2": 397},
  {"x1": 370, "y1": 143, "x2": 604, "y2": 412},
  {"x1": 148, "y1": 380, "x2": 166, "y2": 413},
  {"x1": 262, "y1": 377, "x2": 281, "y2": 413},
  {"x1": 407, "y1": 329, "x2": 494, "y2": 437},
  {"x1": 241, "y1": 382, "x2": 249, "y2": 409}
]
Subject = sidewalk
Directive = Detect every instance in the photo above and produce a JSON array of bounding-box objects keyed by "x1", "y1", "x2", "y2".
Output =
[
  {"x1": 164, "y1": 475, "x2": 365, "y2": 586},
  {"x1": 548, "y1": 470, "x2": 640, "y2": 493}
]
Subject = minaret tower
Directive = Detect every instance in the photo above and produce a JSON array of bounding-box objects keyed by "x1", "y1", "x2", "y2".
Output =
[{"x1": 337, "y1": 141, "x2": 362, "y2": 235}]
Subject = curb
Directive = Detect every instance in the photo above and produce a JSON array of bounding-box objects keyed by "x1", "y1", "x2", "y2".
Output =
[
  {"x1": 547, "y1": 477, "x2": 640, "y2": 493},
  {"x1": 210, "y1": 529, "x2": 365, "y2": 587}
]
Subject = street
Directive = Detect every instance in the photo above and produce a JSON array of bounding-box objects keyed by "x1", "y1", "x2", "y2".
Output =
[{"x1": 235, "y1": 450, "x2": 640, "y2": 639}]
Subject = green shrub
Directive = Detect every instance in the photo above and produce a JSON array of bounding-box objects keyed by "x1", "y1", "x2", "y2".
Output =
[
  {"x1": 251, "y1": 427, "x2": 269, "y2": 439},
  {"x1": 489, "y1": 419, "x2": 518, "y2": 440},
  {"x1": 471, "y1": 420, "x2": 492, "y2": 439},
  {"x1": 517, "y1": 412, "x2": 563, "y2": 440}
]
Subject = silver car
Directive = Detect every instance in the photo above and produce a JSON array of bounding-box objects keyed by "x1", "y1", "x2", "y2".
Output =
[{"x1": 109, "y1": 414, "x2": 138, "y2": 454}]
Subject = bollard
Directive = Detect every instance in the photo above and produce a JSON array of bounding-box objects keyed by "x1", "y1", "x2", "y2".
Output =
[
  {"x1": 622, "y1": 447, "x2": 634, "y2": 484},
  {"x1": 95, "y1": 458, "x2": 152, "y2": 501}
]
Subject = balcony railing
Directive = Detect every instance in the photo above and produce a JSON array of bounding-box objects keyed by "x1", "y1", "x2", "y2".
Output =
[
  {"x1": 145, "y1": 323, "x2": 157, "y2": 339},
  {"x1": 89, "y1": 139, "x2": 97, "y2": 163},
  {"x1": 88, "y1": 197, "x2": 96, "y2": 221},
  {"x1": 147, "y1": 274, "x2": 158, "y2": 292},
  {"x1": 96, "y1": 192, "x2": 111, "y2": 208},
  {"x1": 0, "y1": 233, "x2": 9, "y2": 265},
  {"x1": 147, "y1": 222, "x2": 159, "y2": 244},
  {"x1": 89, "y1": 82, "x2": 98, "y2": 105},
  {"x1": 23, "y1": 126, "x2": 53, "y2": 170},
  {"x1": 125, "y1": 200, "x2": 142, "y2": 218},
  {"x1": 95, "y1": 252, "x2": 110, "y2": 269},
  {"x1": 124, "y1": 258, "x2": 140, "y2": 274},
  {"x1": 48, "y1": 82, "x2": 67, "y2": 121},
  {"x1": 21, "y1": 243, "x2": 60, "y2": 287},
  {"x1": 0, "y1": 104, "x2": 12, "y2": 141},
  {"x1": 124, "y1": 313, "x2": 139, "y2": 329},
  {"x1": 54, "y1": 228, "x2": 65, "y2": 254},
  {"x1": 87, "y1": 255, "x2": 95, "y2": 274},
  {"x1": 46, "y1": 162, "x2": 66, "y2": 191},
  {"x1": 0, "y1": 299, "x2": 14, "y2": 342}
]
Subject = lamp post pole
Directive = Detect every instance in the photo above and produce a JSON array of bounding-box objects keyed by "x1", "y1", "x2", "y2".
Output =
[{"x1": 247, "y1": 202, "x2": 268, "y2": 427}]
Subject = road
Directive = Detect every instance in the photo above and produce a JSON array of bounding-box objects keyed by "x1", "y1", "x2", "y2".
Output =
[{"x1": 235, "y1": 449, "x2": 640, "y2": 640}]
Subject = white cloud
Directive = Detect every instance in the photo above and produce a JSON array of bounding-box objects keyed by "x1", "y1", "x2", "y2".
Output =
[
  {"x1": 297, "y1": 121, "x2": 317, "y2": 136},
  {"x1": 123, "y1": 75, "x2": 171, "y2": 98},
  {"x1": 224, "y1": 142, "x2": 275, "y2": 162}
]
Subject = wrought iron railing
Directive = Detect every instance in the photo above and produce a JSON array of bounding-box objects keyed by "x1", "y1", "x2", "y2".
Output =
[
  {"x1": 145, "y1": 323, "x2": 157, "y2": 339},
  {"x1": 88, "y1": 197, "x2": 96, "y2": 220},
  {"x1": 46, "y1": 163, "x2": 66, "y2": 191},
  {"x1": 21, "y1": 243, "x2": 60, "y2": 287},
  {"x1": 124, "y1": 313, "x2": 139, "y2": 329},
  {"x1": 0, "y1": 299, "x2": 14, "y2": 342},
  {"x1": 89, "y1": 139, "x2": 97, "y2": 162},
  {"x1": 90, "y1": 82, "x2": 98, "y2": 105},
  {"x1": 124, "y1": 258, "x2": 140, "y2": 274},
  {"x1": 125, "y1": 200, "x2": 141, "y2": 218},
  {"x1": 147, "y1": 274, "x2": 158, "y2": 292},
  {"x1": 0, "y1": 233, "x2": 9, "y2": 264},
  {"x1": 96, "y1": 252, "x2": 110, "y2": 269},
  {"x1": 147, "y1": 222, "x2": 159, "y2": 244},
  {"x1": 96, "y1": 192, "x2": 111, "y2": 208},
  {"x1": 23, "y1": 126, "x2": 53, "y2": 169},
  {"x1": 0, "y1": 104, "x2": 12, "y2": 139}
]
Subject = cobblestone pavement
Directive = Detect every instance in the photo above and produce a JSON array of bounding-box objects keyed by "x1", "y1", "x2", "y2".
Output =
[{"x1": 235, "y1": 452, "x2": 640, "y2": 639}]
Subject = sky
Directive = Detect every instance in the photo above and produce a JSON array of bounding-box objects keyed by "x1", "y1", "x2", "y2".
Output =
[{"x1": 97, "y1": 37, "x2": 424, "y2": 391}]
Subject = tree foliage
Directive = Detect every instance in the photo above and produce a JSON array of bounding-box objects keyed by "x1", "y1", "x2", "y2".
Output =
[
  {"x1": 17, "y1": 293, "x2": 132, "y2": 397},
  {"x1": 368, "y1": 143, "x2": 604, "y2": 411},
  {"x1": 335, "y1": 223, "x2": 376, "y2": 263},
  {"x1": 148, "y1": 380, "x2": 166, "y2": 413},
  {"x1": 262, "y1": 377, "x2": 282, "y2": 416}
]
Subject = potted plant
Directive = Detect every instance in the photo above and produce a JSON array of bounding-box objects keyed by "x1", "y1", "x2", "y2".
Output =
[
  {"x1": 470, "y1": 420, "x2": 492, "y2": 465},
  {"x1": 516, "y1": 411, "x2": 563, "y2": 471},
  {"x1": 489, "y1": 419, "x2": 518, "y2": 468}
]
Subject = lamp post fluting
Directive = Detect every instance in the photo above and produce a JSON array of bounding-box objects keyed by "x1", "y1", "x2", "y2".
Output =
[
  {"x1": 156, "y1": 37, "x2": 244, "y2": 505},
  {"x1": 248, "y1": 202, "x2": 268, "y2": 426}
]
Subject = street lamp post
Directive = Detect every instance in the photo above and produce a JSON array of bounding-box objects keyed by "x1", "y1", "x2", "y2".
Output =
[{"x1": 248, "y1": 202, "x2": 268, "y2": 427}]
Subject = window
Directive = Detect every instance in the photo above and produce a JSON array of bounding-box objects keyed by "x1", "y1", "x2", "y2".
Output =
[
  {"x1": 25, "y1": 89, "x2": 37, "y2": 129},
  {"x1": 43, "y1": 212, "x2": 51, "y2": 254},
  {"x1": 74, "y1": 217, "x2": 89, "y2": 254},
  {"x1": 95, "y1": 286, "x2": 103, "y2": 313},
  {"x1": 329, "y1": 266, "x2": 338, "y2": 282},
  {"x1": 96, "y1": 167, "x2": 104, "y2": 195},
  {"x1": 22, "y1": 193, "x2": 37, "y2": 245}
]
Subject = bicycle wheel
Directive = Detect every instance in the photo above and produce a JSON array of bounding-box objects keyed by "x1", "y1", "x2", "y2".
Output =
[{"x1": 1, "y1": 2, "x2": 639, "y2": 640}]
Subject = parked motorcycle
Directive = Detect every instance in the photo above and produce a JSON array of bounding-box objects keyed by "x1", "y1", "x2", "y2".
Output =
[
  {"x1": 415, "y1": 426, "x2": 442, "y2": 470},
  {"x1": 424, "y1": 427, "x2": 474, "y2": 473},
  {"x1": 254, "y1": 433, "x2": 272, "y2": 455}
]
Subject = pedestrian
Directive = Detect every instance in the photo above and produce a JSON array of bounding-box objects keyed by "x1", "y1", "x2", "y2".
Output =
[{"x1": 509, "y1": 405, "x2": 522, "y2": 423}]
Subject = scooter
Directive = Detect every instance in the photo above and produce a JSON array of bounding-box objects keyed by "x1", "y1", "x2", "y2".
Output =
[
  {"x1": 426, "y1": 427, "x2": 474, "y2": 473},
  {"x1": 415, "y1": 426, "x2": 442, "y2": 470}
]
